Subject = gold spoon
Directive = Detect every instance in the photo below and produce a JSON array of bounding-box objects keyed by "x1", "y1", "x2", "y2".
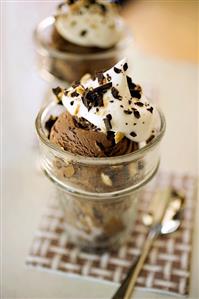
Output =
[{"x1": 111, "y1": 189, "x2": 185, "y2": 299}]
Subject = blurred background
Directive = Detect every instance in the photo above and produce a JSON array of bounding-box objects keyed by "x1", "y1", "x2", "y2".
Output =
[{"x1": 2, "y1": 1, "x2": 198, "y2": 298}]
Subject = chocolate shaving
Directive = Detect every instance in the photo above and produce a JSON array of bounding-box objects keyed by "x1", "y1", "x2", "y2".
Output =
[
  {"x1": 147, "y1": 134, "x2": 155, "y2": 143},
  {"x1": 45, "y1": 115, "x2": 58, "y2": 138},
  {"x1": 111, "y1": 87, "x2": 122, "y2": 100},
  {"x1": 135, "y1": 102, "x2": 144, "y2": 107},
  {"x1": 126, "y1": 76, "x2": 142, "y2": 99},
  {"x1": 72, "y1": 80, "x2": 80, "y2": 88},
  {"x1": 71, "y1": 91, "x2": 79, "y2": 97},
  {"x1": 103, "y1": 114, "x2": 112, "y2": 131},
  {"x1": 123, "y1": 62, "x2": 128, "y2": 71},
  {"x1": 80, "y1": 30, "x2": 87, "y2": 36},
  {"x1": 52, "y1": 86, "x2": 62, "y2": 97},
  {"x1": 52, "y1": 87, "x2": 63, "y2": 104},
  {"x1": 130, "y1": 131, "x2": 137, "y2": 137},
  {"x1": 147, "y1": 107, "x2": 154, "y2": 113},
  {"x1": 124, "y1": 109, "x2": 132, "y2": 115},
  {"x1": 114, "y1": 67, "x2": 122, "y2": 74},
  {"x1": 83, "y1": 82, "x2": 112, "y2": 110},
  {"x1": 96, "y1": 72, "x2": 106, "y2": 85},
  {"x1": 106, "y1": 73, "x2": 111, "y2": 82},
  {"x1": 106, "y1": 131, "x2": 115, "y2": 144},
  {"x1": 73, "y1": 116, "x2": 97, "y2": 130},
  {"x1": 132, "y1": 109, "x2": 140, "y2": 119}
]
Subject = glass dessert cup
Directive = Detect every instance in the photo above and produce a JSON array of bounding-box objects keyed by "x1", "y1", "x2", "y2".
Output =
[
  {"x1": 34, "y1": 16, "x2": 131, "y2": 85},
  {"x1": 36, "y1": 102, "x2": 166, "y2": 251}
]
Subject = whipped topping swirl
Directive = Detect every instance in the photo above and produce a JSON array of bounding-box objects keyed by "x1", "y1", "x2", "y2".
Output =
[
  {"x1": 53, "y1": 59, "x2": 161, "y2": 143},
  {"x1": 55, "y1": 0, "x2": 123, "y2": 48}
]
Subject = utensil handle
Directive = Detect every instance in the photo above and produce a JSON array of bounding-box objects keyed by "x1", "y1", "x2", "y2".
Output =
[
  {"x1": 111, "y1": 229, "x2": 158, "y2": 299},
  {"x1": 123, "y1": 230, "x2": 157, "y2": 299},
  {"x1": 111, "y1": 255, "x2": 139, "y2": 299}
]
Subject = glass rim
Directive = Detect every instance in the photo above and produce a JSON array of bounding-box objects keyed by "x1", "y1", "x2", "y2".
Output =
[
  {"x1": 34, "y1": 16, "x2": 132, "y2": 60},
  {"x1": 35, "y1": 101, "x2": 166, "y2": 165}
]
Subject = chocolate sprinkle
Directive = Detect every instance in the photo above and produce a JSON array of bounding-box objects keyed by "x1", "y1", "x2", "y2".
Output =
[
  {"x1": 123, "y1": 62, "x2": 128, "y2": 71},
  {"x1": 103, "y1": 114, "x2": 112, "y2": 131},
  {"x1": 147, "y1": 107, "x2": 154, "y2": 113},
  {"x1": 111, "y1": 87, "x2": 122, "y2": 100},
  {"x1": 130, "y1": 131, "x2": 137, "y2": 137},
  {"x1": 114, "y1": 67, "x2": 122, "y2": 74}
]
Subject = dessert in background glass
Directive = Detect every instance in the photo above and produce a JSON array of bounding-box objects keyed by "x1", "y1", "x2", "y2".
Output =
[
  {"x1": 34, "y1": 0, "x2": 131, "y2": 85},
  {"x1": 35, "y1": 59, "x2": 165, "y2": 251}
]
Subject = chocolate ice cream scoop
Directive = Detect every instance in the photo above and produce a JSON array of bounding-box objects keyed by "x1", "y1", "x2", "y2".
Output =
[{"x1": 50, "y1": 111, "x2": 138, "y2": 157}]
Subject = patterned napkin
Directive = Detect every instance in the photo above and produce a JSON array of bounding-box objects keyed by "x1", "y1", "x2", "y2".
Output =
[{"x1": 26, "y1": 172, "x2": 196, "y2": 296}]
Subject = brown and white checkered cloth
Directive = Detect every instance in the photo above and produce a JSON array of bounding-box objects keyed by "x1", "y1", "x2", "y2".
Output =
[{"x1": 26, "y1": 172, "x2": 197, "y2": 296}]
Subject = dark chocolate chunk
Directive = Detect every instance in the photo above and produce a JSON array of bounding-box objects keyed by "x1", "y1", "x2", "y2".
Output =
[
  {"x1": 120, "y1": 105, "x2": 124, "y2": 108},
  {"x1": 70, "y1": 101, "x2": 74, "y2": 105},
  {"x1": 123, "y1": 62, "x2": 128, "y2": 71},
  {"x1": 110, "y1": 100, "x2": 114, "y2": 103},
  {"x1": 147, "y1": 107, "x2": 154, "y2": 113},
  {"x1": 111, "y1": 87, "x2": 122, "y2": 100},
  {"x1": 114, "y1": 67, "x2": 122, "y2": 74},
  {"x1": 130, "y1": 131, "x2": 137, "y2": 137}
]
